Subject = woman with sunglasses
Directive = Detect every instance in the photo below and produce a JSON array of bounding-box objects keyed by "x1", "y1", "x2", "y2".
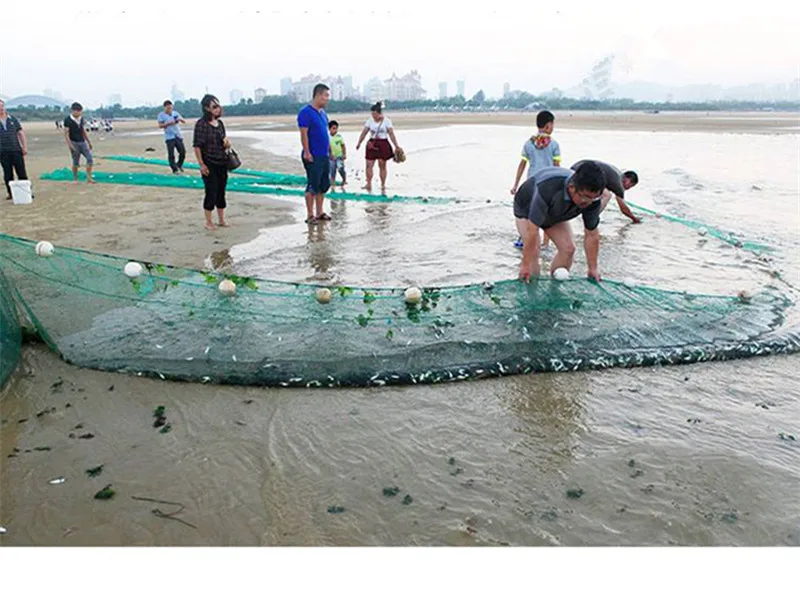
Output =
[{"x1": 193, "y1": 94, "x2": 231, "y2": 231}]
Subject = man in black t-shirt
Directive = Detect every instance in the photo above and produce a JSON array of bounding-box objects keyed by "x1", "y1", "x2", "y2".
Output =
[
  {"x1": 63, "y1": 102, "x2": 95, "y2": 183},
  {"x1": 571, "y1": 159, "x2": 641, "y2": 224},
  {"x1": 0, "y1": 98, "x2": 29, "y2": 200},
  {"x1": 514, "y1": 162, "x2": 607, "y2": 282}
]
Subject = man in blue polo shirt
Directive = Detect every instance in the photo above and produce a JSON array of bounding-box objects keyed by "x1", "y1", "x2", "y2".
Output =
[
  {"x1": 514, "y1": 162, "x2": 607, "y2": 282},
  {"x1": 297, "y1": 83, "x2": 331, "y2": 224},
  {"x1": 157, "y1": 100, "x2": 187, "y2": 174}
]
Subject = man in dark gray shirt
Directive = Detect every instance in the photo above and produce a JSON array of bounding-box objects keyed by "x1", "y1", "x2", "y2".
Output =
[
  {"x1": 514, "y1": 162, "x2": 606, "y2": 282},
  {"x1": 571, "y1": 159, "x2": 641, "y2": 223}
]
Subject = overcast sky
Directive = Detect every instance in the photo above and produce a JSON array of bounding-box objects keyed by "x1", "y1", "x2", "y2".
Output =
[{"x1": 2, "y1": 0, "x2": 798, "y2": 107}]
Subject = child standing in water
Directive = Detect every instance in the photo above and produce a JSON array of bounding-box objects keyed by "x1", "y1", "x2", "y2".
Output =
[
  {"x1": 328, "y1": 120, "x2": 347, "y2": 188},
  {"x1": 509, "y1": 110, "x2": 561, "y2": 248}
]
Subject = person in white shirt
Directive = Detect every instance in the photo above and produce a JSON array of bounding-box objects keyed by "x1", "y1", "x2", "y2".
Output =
[{"x1": 355, "y1": 102, "x2": 403, "y2": 193}]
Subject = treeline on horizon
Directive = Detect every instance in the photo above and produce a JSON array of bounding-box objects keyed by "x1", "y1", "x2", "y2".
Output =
[{"x1": 8, "y1": 93, "x2": 800, "y2": 121}]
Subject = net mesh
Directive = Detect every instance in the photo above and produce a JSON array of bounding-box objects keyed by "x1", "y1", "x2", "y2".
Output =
[
  {"x1": 1, "y1": 233, "x2": 797, "y2": 387},
  {"x1": 40, "y1": 167, "x2": 455, "y2": 205},
  {"x1": 0, "y1": 265, "x2": 22, "y2": 387}
]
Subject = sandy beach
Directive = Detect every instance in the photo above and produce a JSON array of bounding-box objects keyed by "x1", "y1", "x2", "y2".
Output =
[{"x1": 2, "y1": 110, "x2": 799, "y2": 546}]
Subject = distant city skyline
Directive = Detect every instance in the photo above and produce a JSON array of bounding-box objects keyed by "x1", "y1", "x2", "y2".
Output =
[{"x1": 2, "y1": 3, "x2": 797, "y2": 108}]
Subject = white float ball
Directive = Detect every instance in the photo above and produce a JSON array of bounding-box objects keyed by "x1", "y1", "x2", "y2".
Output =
[
  {"x1": 737, "y1": 290, "x2": 752, "y2": 302},
  {"x1": 218, "y1": 279, "x2": 236, "y2": 296},
  {"x1": 404, "y1": 286, "x2": 422, "y2": 304},
  {"x1": 553, "y1": 267, "x2": 570, "y2": 281},
  {"x1": 35, "y1": 241, "x2": 54, "y2": 257},
  {"x1": 698, "y1": 227, "x2": 708, "y2": 237},
  {"x1": 315, "y1": 287, "x2": 332, "y2": 304},
  {"x1": 123, "y1": 261, "x2": 142, "y2": 278}
]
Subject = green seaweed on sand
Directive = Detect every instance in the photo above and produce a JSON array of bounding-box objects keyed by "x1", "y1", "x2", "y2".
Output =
[
  {"x1": 402, "y1": 495, "x2": 413, "y2": 505},
  {"x1": 94, "y1": 485, "x2": 116, "y2": 500},
  {"x1": 383, "y1": 487, "x2": 400, "y2": 497},
  {"x1": 327, "y1": 505, "x2": 345, "y2": 514},
  {"x1": 86, "y1": 465, "x2": 104, "y2": 478}
]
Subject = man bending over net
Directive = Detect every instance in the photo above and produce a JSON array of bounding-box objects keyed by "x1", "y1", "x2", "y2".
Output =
[
  {"x1": 571, "y1": 159, "x2": 641, "y2": 224},
  {"x1": 514, "y1": 162, "x2": 606, "y2": 282}
]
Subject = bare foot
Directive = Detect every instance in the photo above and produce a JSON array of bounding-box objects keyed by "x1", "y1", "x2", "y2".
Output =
[
  {"x1": 362, "y1": 184, "x2": 372, "y2": 192},
  {"x1": 380, "y1": 185, "x2": 387, "y2": 194},
  {"x1": 87, "y1": 179, "x2": 96, "y2": 184},
  {"x1": 217, "y1": 221, "x2": 230, "y2": 227},
  {"x1": 72, "y1": 180, "x2": 79, "y2": 185},
  {"x1": 204, "y1": 223, "x2": 217, "y2": 231}
]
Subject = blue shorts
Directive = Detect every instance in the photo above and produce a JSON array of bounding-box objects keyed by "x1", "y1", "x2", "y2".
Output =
[
  {"x1": 70, "y1": 141, "x2": 94, "y2": 167},
  {"x1": 303, "y1": 156, "x2": 331, "y2": 194}
]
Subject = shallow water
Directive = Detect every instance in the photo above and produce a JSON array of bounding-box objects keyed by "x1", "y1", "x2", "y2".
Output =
[{"x1": 2, "y1": 122, "x2": 799, "y2": 546}]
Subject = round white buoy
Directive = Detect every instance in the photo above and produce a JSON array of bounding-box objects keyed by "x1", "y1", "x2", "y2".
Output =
[
  {"x1": 623, "y1": 277, "x2": 637, "y2": 289},
  {"x1": 219, "y1": 279, "x2": 236, "y2": 296},
  {"x1": 123, "y1": 262, "x2": 142, "y2": 278},
  {"x1": 35, "y1": 241, "x2": 55, "y2": 257},
  {"x1": 698, "y1": 227, "x2": 708, "y2": 237},
  {"x1": 315, "y1": 287, "x2": 333, "y2": 304},
  {"x1": 737, "y1": 290, "x2": 752, "y2": 302},
  {"x1": 553, "y1": 267, "x2": 570, "y2": 281},
  {"x1": 405, "y1": 286, "x2": 422, "y2": 304}
]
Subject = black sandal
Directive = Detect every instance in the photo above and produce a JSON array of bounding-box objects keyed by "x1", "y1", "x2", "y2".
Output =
[
  {"x1": 305, "y1": 216, "x2": 318, "y2": 225},
  {"x1": 316, "y1": 213, "x2": 332, "y2": 221}
]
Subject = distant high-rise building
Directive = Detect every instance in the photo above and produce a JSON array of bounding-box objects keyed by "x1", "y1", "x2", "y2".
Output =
[
  {"x1": 170, "y1": 83, "x2": 185, "y2": 102},
  {"x1": 286, "y1": 74, "x2": 357, "y2": 102},
  {"x1": 107, "y1": 93, "x2": 122, "y2": 106},
  {"x1": 280, "y1": 78, "x2": 293, "y2": 96},
  {"x1": 456, "y1": 80, "x2": 466, "y2": 98},
  {"x1": 230, "y1": 89, "x2": 244, "y2": 104},
  {"x1": 365, "y1": 77, "x2": 385, "y2": 104},
  {"x1": 383, "y1": 71, "x2": 426, "y2": 101},
  {"x1": 254, "y1": 87, "x2": 267, "y2": 103},
  {"x1": 438, "y1": 82, "x2": 448, "y2": 99},
  {"x1": 503, "y1": 82, "x2": 511, "y2": 98}
]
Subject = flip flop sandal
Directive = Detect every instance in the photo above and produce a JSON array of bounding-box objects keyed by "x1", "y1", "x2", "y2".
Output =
[
  {"x1": 305, "y1": 216, "x2": 318, "y2": 225},
  {"x1": 316, "y1": 213, "x2": 332, "y2": 221}
]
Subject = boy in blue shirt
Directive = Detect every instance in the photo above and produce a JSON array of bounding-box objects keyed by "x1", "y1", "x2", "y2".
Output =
[
  {"x1": 510, "y1": 110, "x2": 561, "y2": 248},
  {"x1": 297, "y1": 84, "x2": 331, "y2": 224},
  {"x1": 157, "y1": 100, "x2": 186, "y2": 174}
]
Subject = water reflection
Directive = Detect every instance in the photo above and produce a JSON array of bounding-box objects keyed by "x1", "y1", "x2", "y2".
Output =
[{"x1": 497, "y1": 373, "x2": 589, "y2": 469}]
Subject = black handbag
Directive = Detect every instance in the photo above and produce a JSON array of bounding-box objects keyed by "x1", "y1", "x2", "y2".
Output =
[{"x1": 226, "y1": 148, "x2": 242, "y2": 171}]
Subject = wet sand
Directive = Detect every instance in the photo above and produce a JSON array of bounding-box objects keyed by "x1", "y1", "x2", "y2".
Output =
[
  {"x1": 251, "y1": 110, "x2": 800, "y2": 135},
  {"x1": 2, "y1": 111, "x2": 799, "y2": 546}
]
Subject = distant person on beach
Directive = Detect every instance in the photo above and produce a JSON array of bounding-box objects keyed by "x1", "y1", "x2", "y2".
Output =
[
  {"x1": 355, "y1": 102, "x2": 403, "y2": 193},
  {"x1": 0, "y1": 99, "x2": 29, "y2": 200},
  {"x1": 515, "y1": 162, "x2": 606, "y2": 283},
  {"x1": 63, "y1": 102, "x2": 95, "y2": 184},
  {"x1": 571, "y1": 159, "x2": 641, "y2": 224},
  {"x1": 328, "y1": 120, "x2": 347, "y2": 188},
  {"x1": 55, "y1": 119, "x2": 62, "y2": 130},
  {"x1": 193, "y1": 94, "x2": 231, "y2": 231},
  {"x1": 511, "y1": 110, "x2": 561, "y2": 248},
  {"x1": 297, "y1": 83, "x2": 332, "y2": 224},
  {"x1": 158, "y1": 100, "x2": 187, "y2": 174}
]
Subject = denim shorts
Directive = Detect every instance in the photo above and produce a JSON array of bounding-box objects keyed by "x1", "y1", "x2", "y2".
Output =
[
  {"x1": 303, "y1": 156, "x2": 331, "y2": 194},
  {"x1": 70, "y1": 141, "x2": 94, "y2": 167}
]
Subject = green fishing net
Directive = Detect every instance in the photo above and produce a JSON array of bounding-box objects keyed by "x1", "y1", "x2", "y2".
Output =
[
  {"x1": 1, "y1": 233, "x2": 796, "y2": 387},
  {"x1": 0, "y1": 266, "x2": 22, "y2": 387},
  {"x1": 104, "y1": 155, "x2": 309, "y2": 185}
]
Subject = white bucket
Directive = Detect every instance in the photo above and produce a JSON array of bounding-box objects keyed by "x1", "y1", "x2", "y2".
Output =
[{"x1": 9, "y1": 180, "x2": 33, "y2": 205}]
